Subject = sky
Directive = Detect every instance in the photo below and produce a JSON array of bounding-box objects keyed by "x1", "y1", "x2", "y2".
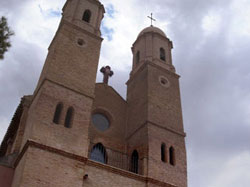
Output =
[{"x1": 1, "y1": 0, "x2": 250, "y2": 186}]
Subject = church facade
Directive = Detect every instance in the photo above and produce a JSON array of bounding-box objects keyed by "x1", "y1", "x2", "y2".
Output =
[{"x1": 0, "y1": 0, "x2": 187, "y2": 186}]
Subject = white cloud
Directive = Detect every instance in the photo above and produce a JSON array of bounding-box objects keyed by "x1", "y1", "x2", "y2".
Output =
[
  {"x1": 210, "y1": 151, "x2": 250, "y2": 187},
  {"x1": 99, "y1": 0, "x2": 147, "y2": 71},
  {"x1": 230, "y1": 0, "x2": 250, "y2": 37},
  {"x1": 14, "y1": 0, "x2": 63, "y2": 50},
  {"x1": 202, "y1": 11, "x2": 222, "y2": 35}
]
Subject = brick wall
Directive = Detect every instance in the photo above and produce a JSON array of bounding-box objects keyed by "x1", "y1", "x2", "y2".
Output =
[{"x1": 0, "y1": 165, "x2": 14, "y2": 187}]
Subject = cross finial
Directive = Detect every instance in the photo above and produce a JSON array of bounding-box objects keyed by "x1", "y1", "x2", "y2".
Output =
[
  {"x1": 147, "y1": 13, "x2": 156, "y2": 26},
  {"x1": 100, "y1": 66, "x2": 114, "y2": 85}
]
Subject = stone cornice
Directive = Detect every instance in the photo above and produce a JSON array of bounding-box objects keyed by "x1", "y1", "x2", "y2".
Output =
[
  {"x1": 147, "y1": 61, "x2": 180, "y2": 78},
  {"x1": 87, "y1": 159, "x2": 145, "y2": 182},
  {"x1": 126, "y1": 120, "x2": 186, "y2": 141},
  {"x1": 48, "y1": 19, "x2": 103, "y2": 50},
  {"x1": 127, "y1": 60, "x2": 180, "y2": 85},
  {"x1": 14, "y1": 140, "x2": 88, "y2": 168},
  {"x1": 33, "y1": 79, "x2": 95, "y2": 105},
  {"x1": 15, "y1": 140, "x2": 177, "y2": 187},
  {"x1": 148, "y1": 121, "x2": 186, "y2": 137},
  {"x1": 133, "y1": 31, "x2": 173, "y2": 48},
  {"x1": 62, "y1": 0, "x2": 105, "y2": 14},
  {"x1": 86, "y1": 0, "x2": 106, "y2": 11},
  {"x1": 62, "y1": 19, "x2": 103, "y2": 41}
]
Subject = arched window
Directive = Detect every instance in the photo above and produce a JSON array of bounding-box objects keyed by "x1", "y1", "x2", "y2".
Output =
[
  {"x1": 161, "y1": 143, "x2": 166, "y2": 162},
  {"x1": 90, "y1": 143, "x2": 107, "y2": 164},
  {"x1": 53, "y1": 103, "x2": 63, "y2": 124},
  {"x1": 136, "y1": 51, "x2": 140, "y2": 64},
  {"x1": 130, "y1": 150, "x2": 139, "y2": 174},
  {"x1": 169, "y1": 146, "x2": 175, "y2": 166},
  {"x1": 82, "y1": 10, "x2": 91, "y2": 23},
  {"x1": 64, "y1": 107, "x2": 74, "y2": 128},
  {"x1": 160, "y1": 48, "x2": 166, "y2": 61}
]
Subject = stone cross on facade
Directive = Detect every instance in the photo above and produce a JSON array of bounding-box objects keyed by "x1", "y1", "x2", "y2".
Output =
[
  {"x1": 147, "y1": 13, "x2": 156, "y2": 26},
  {"x1": 100, "y1": 66, "x2": 114, "y2": 85}
]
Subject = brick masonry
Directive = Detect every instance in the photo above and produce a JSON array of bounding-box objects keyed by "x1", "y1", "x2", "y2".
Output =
[{"x1": 0, "y1": 0, "x2": 187, "y2": 186}]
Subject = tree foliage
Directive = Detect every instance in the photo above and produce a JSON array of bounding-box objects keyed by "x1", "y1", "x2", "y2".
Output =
[{"x1": 0, "y1": 16, "x2": 14, "y2": 60}]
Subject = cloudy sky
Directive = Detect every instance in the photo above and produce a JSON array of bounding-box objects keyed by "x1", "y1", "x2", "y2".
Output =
[{"x1": 1, "y1": 0, "x2": 250, "y2": 186}]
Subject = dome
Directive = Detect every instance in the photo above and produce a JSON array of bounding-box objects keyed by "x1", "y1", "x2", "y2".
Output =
[{"x1": 138, "y1": 26, "x2": 166, "y2": 38}]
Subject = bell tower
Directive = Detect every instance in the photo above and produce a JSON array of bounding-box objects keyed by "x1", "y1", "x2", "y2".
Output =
[
  {"x1": 35, "y1": 0, "x2": 105, "y2": 97},
  {"x1": 19, "y1": 0, "x2": 105, "y2": 160},
  {"x1": 62, "y1": 0, "x2": 104, "y2": 36},
  {"x1": 126, "y1": 26, "x2": 187, "y2": 187},
  {"x1": 10, "y1": 1, "x2": 106, "y2": 186}
]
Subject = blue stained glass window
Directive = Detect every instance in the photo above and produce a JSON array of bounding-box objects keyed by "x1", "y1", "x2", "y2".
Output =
[
  {"x1": 90, "y1": 143, "x2": 107, "y2": 164},
  {"x1": 92, "y1": 113, "x2": 110, "y2": 131}
]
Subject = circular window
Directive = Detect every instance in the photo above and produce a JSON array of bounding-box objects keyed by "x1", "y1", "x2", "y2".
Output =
[
  {"x1": 159, "y1": 76, "x2": 170, "y2": 88},
  {"x1": 77, "y1": 38, "x2": 86, "y2": 46},
  {"x1": 161, "y1": 79, "x2": 167, "y2": 85},
  {"x1": 92, "y1": 113, "x2": 110, "y2": 131}
]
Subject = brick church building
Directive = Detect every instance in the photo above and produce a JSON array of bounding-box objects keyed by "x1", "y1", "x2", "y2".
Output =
[{"x1": 0, "y1": 0, "x2": 187, "y2": 186}]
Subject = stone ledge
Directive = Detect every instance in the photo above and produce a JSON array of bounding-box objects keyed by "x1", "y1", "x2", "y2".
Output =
[
  {"x1": 34, "y1": 79, "x2": 95, "y2": 104},
  {"x1": 126, "y1": 120, "x2": 186, "y2": 141},
  {"x1": 127, "y1": 60, "x2": 180, "y2": 85}
]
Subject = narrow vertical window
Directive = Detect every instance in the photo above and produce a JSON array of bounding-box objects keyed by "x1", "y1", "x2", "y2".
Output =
[
  {"x1": 90, "y1": 143, "x2": 107, "y2": 164},
  {"x1": 82, "y1": 10, "x2": 91, "y2": 23},
  {"x1": 136, "y1": 51, "x2": 140, "y2": 64},
  {"x1": 161, "y1": 143, "x2": 166, "y2": 162},
  {"x1": 130, "y1": 150, "x2": 139, "y2": 174},
  {"x1": 160, "y1": 47, "x2": 166, "y2": 61},
  {"x1": 53, "y1": 103, "x2": 63, "y2": 124},
  {"x1": 64, "y1": 107, "x2": 74, "y2": 128},
  {"x1": 169, "y1": 146, "x2": 175, "y2": 166}
]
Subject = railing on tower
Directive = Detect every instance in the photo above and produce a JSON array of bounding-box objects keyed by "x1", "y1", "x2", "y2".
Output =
[{"x1": 88, "y1": 142, "x2": 143, "y2": 175}]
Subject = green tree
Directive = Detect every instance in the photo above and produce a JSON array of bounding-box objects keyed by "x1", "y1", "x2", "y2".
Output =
[{"x1": 0, "y1": 16, "x2": 14, "y2": 60}]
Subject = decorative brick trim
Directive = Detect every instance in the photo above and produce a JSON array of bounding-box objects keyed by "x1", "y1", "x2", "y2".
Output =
[
  {"x1": 14, "y1": 140, "x2": 28, "y2": 167},
  {"x1": 14, "y1": 140, "x2": 177, "y2": 187},
  {"x1": 33, "y1": 79, "x2": 95, "y2": 103},
  {"x1": 148, "y1": 121, "x2": 186, "y2": 137},
  {"x1": 87, "y1": 159, "x2": 145, "y2": 182},
  {"x1": 135, "y1": 31, "x2": 172, "y2": 46},
  {"x1": 14, "y1": 140, "x2": 87, "y2": 167},
  {"x1": 87, "y1": 160, "x2": 176, "y2": 186},
  {"x1": 62, "y1": 19, "x2": 103, "y2": 41},
  {"x1": 127, "y1": 60, "x2": 179, "y2": 85},
  {"x1": 146, "y1": 177, "x2": 177, "y2": 187},
  {"x1": 46, "y1": 79, "x2": 95, "y2": 100},
  {"x1": 126, "y1": 120, "x2": 186, "y2": 141},
  {"x1": 147, "y1": 61, "x2": 180, "y2": 78}
]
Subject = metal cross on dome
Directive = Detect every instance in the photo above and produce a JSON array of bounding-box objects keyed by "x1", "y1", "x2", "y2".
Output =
[
  {"x1": 100, "y1": 66, "x2": 114, "y2": 85},
  {"x1": 147, "y1": 13, "x2": 156, "y2": 26}
]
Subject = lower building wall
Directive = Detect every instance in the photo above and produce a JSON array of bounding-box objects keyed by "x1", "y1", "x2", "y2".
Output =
[
  {"x1": 11, "y1": 149, "x2": 29, "y2": 187},
  {"x1": 83, "y1": 165, "x2": 145, "y2": 187},
  {"x1": 0, "y1": 164, "x2": 14, "y2": 187},
  {"x1": 12, "y1": 145, "x2": 147, "y2": 187}
]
